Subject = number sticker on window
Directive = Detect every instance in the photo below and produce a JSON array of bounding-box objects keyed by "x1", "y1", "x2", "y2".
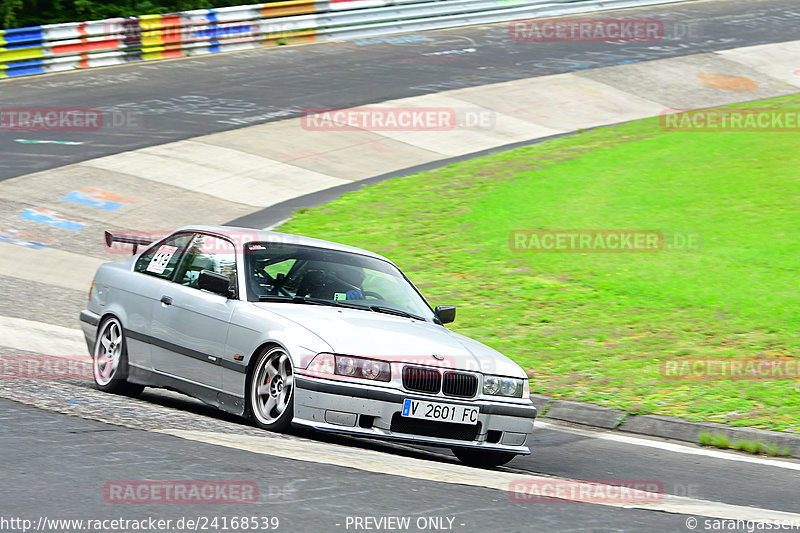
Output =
[{"x1": 146, "y1": 245, "x2": 177, "y2": 274}]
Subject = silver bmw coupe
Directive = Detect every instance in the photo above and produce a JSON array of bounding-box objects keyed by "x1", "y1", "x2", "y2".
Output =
[{"x1": 81, "y1": 226, "x2": 536, "y2": 466}]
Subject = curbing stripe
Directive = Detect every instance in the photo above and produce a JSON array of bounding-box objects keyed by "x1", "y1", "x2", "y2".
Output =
[
  {"x1": 0, "y1": 241, "x2": 103, "y2": 293},
  {"x1": 537, "y1": 421, "x2": 800, "y2": 472},
  {"x1": 0, "y1": 316, "x2": 87, "y2": 357},
  {"x1": 533, "y1": 395, "x2": 800, "y2": 458},
  {"x1": 159, "y1": 428, "x2": 800, "y2": 522}
]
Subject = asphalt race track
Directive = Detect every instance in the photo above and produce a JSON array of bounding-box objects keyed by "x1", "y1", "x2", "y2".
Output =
[
  {"x1": 2, "y1": 383, "x2": 800, "y2": 532},
  {"x1": 0, "y1": 0, "x2": 798, "y2": 180},
  {"x1": 1, "y1": 0, "x2": 800, "y2": 531}
]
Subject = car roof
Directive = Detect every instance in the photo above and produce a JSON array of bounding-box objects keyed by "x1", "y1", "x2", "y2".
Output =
[{"x1": 176, "y1": 225, "x2": 393, "y2": 264}]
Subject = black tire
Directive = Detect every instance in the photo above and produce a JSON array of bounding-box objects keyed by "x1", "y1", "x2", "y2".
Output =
[
  {"x1": 92, "y1": 317, "x2": 144, "y2": 397},
  {"x1": 247, "y1": 346, "x2": 294, "y2": 432},
  {"x1": 452, "y1": 447, "x2": 517, "y2": 467}
]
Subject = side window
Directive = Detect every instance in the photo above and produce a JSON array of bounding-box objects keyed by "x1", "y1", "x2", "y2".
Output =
[
  {"x1": 250, "y1": 258, "x2": 296, "y2": 297},
  {"x1": 262, "y1": 258, "x2": 295, "y2": 279},
  {"x1": 134, "y1": 233, "x2": 193, "y2": 280},
  {"x1": 175, "y1": 234, "x2": 238, "y2": 295}
]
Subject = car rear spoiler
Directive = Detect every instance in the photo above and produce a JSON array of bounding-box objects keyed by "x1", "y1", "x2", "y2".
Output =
[{"x1": 104, "y1": 231, "x2": 155, "y2": 254}]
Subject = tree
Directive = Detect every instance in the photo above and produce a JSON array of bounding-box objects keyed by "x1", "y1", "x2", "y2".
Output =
[{"x1": 0, "y1": 0, "x2": 24, "y2": 29}]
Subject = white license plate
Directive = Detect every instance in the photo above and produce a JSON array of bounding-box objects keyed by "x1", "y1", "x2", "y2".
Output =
[{"x1": 401, "y1": 399, "x2": 479, "y2": 425}]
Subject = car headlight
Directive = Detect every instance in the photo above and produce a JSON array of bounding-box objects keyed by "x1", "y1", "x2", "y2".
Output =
[
  {"x1": 484, "y1": 376, "x2": 501, "y2": 395},
  {"x1": 361, "y1": 359, "x2": 386, "y2": 380},
  {"x1": 483, "y1": 375, "x2": 525, "y2": 398},
  {"x1": 306, "y1": 353, "x2": 335, "y2": 375},
  {"x1": 335, "y1": 355, "x2": 390, "y2": 381},
  {"x1": 306, "y1": 353, "x2": 390, "y2": 381}
]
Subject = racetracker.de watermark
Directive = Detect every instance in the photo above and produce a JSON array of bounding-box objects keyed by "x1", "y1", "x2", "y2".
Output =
[
  {"x1": 0, "y1": 107, "x2": 143, "y2": 131},
  {"x1": 509, "y1": 230, "x2": 702, "y2": 252},
  {"x1": 0, "y1": 355, "x2": 93, "y2": 380},
  {"x1": 102, "y1": 18, "x2": 302, "y2": 42},
  {"x1": 509, "y1": 479, "x2": 663, "y2": 504},
  {"x1": 104, "y1": 481, "x2": 258, "y2": 504},
  {"x1": 509, "y1": 18, "x2": 664, "y2": 42},
  {"x1": 661, "y1": 359, "x2": 800, "y2": 380},
  {"x1": 300, "y1": 107, "x2": 495, "y2": 131},
  {"x1": 660, "y1": 108, "x2": 800, "y2": 131},
  {"x1": 510, "y1": 230, "x2": 662, "y2": 253},
  {"x1": 0, "y1": 516, "x2": 280, "y2": 533}
]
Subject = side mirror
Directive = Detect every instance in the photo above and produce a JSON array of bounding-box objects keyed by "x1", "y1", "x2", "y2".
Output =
[
  {"x1": 435, "y1": 305, "x2": 456, "y2": 324},
  {"x1": 198, "y1": 270, "x2": 231, "y2": 297}
]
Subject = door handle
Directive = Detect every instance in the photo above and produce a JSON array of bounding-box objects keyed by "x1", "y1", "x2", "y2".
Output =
[{"x1": 160, "y1": 295, "x2": 173, "y2": 306}]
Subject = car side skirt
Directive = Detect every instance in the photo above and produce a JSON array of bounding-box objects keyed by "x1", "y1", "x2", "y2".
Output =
[{"x1": 127, "y1": 364, "x2": 246, "y2": 417}]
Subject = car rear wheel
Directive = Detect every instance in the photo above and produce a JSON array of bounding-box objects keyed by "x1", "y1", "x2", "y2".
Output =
[
  {"x1": 452, "y1": 447, "x2": 517, "y2": 467},
  {"x1": 92, "y1": 317, "x2": 144, "y2": 397},
  {"x1": 248, "y1": 346, "x2": 294, "y2": 431}
]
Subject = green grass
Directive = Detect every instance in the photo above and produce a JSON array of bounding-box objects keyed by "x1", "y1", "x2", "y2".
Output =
[
  {"x1": 710, "y1": 434, "x2": 732, "y2": 450},
  {"x1": 279, "y1": 94, "x2": 800, "y2": 433},
  {"x1": 732, "y1": 439, "x2": 759, "y2": 454},
  {"x1": 698, "y1": 432, "x2": 714, "y2": 446},
  {"x1": 700, "y1": 432, "x2": 791, "y2": 457}
]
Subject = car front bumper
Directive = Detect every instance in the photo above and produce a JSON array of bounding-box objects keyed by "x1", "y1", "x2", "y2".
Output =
[{"x1": 293, "y1": 374, "x2": 536, "y2": 454}]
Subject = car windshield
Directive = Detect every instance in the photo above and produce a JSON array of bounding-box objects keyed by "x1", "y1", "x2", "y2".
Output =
[{"x1": 244, "y1": 241, "x2": 436, "y2": 321}]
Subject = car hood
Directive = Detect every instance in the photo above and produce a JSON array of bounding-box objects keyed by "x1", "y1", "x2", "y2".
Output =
[{"x1": 253, "y1": 303, "x2": 526, "y2": 378}]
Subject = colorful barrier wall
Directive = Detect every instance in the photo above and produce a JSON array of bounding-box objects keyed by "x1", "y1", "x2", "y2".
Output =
[{"x1": 0, "y1": 0, "x2": 695, "y2": 79}]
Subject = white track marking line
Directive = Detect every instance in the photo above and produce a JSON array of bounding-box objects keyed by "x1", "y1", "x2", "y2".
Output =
[
  {"x1": 0, "y1": 316, "x2": 87, "y2": 357},
  {"x1": 160, "y1": 429, "x2": 800, "y2": 522},
  {"x1": 537, "y1": 421, "x2": 800, "y2": 471}
]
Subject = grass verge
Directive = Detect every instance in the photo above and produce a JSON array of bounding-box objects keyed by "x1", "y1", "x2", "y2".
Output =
[
  {"x1": 699, "y1": 432, "x2": 791, "y2": 457},
  {"x1": 279, "y1": 94, "x2": 800, "y2": 433}
]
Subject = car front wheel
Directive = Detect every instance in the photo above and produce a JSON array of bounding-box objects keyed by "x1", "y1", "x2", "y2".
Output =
[
  {"x1": 92, "y1": 317, "x2": 144, "y2": 396},
  {"x1": 248, "y1": 346, "x2": 294, "y2": 431}
]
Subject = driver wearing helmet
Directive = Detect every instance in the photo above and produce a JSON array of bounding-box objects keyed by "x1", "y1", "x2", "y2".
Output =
[{"x1": 329, "y1": 264, "x2": 365, "y2": 300}]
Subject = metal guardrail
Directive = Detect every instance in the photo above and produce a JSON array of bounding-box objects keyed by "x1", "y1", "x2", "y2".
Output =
[{"x1": 0, "y1": 0, "x2": 694, "y2": 79}]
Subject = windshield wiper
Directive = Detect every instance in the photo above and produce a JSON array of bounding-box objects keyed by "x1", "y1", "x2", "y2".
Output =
[
  {"x1": 369, "y1": 305, "x2": 425, "y2": 321},
  {"x1": 258, "y1": 296, "x2": 420, "y2": 319},
  {"x1": 258, "y1": 295, "x2": 367, "y2": 310},
  {"x1": 306, "y1": 297, "x2": 367, "y2": 310},
  {"x1": 257, "y1": 295, "x2": 295, "y2": 303}
]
